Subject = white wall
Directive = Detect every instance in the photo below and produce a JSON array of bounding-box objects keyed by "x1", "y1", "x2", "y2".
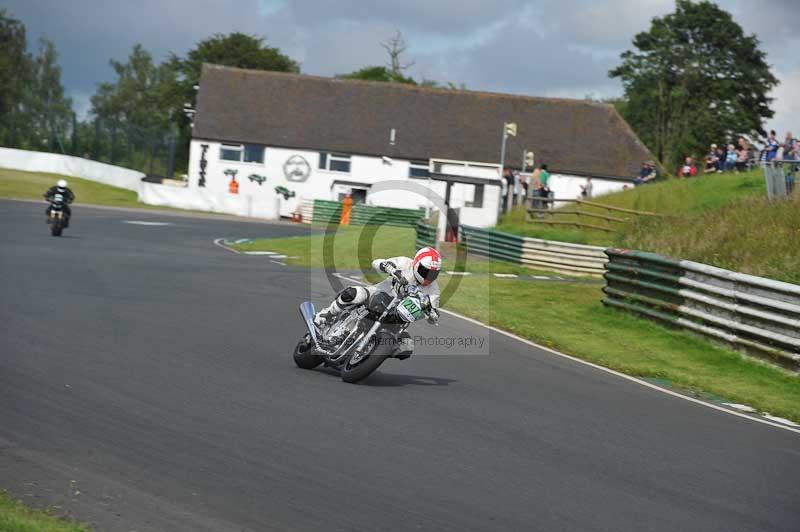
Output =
[
  {"x1": 0, "y1": 147, "x2": 144, "y2": 191},
  {"x1": 541, "y1": 173, "x2": 628, "y2": 200},
  {"x1": 139, "y1": 182, "x2": 279, "y2": 219},
  {"x1": 188, "y1": 139, "x2": 502, "y2": 224}
]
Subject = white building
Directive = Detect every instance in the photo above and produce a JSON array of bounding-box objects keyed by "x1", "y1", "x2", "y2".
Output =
[{"x1": 178, "y1": 64, "x2": 651, "y2": 227}]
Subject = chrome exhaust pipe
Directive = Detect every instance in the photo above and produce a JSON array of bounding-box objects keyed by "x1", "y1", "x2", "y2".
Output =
[{"x1": 299, "y1": 301, "x2": 320, "y2": 347}]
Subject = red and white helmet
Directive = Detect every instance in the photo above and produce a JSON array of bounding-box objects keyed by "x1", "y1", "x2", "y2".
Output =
[{"x1": 412, "y1": 247, "x2": 442, "y2": 286}]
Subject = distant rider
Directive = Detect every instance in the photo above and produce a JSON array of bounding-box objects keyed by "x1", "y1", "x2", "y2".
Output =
[
  {"x1": 314, "y1": 247, "x2": 443, "y2": 357},
  {"x1": 44, "y1": 179, "x2": 75, "y2": 227}
]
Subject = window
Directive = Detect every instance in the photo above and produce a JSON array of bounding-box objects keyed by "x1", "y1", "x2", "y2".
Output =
[
  {"x1": 219, "y1": 143, "x2": 264, "y2": 163},
  {"x1": 319, "y1": 152, "x2": 351, "y2": 173},
  {"x1": 472, "y1": 184, "x2": 484, "y2": 208},
  {"x1": 220, "y1": 144, "x2": 243, "y2": 161},
  {"x1": 244, "y1": 144, "x2": 264, "y2": 163},
  {"x1": 409, "y1": 161, "x2": 430, "y2": 178}
]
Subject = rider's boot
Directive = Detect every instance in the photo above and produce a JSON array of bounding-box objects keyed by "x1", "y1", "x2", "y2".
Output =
[
  {"x1": 394, "y1": 330, "x2": 414, "y2": 360},
  {"x1": 314, "y1": 301, "x2": 341, "y2": 328}
]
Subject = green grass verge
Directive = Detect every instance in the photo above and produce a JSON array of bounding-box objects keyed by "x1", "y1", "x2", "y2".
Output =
[
  {"x1": 231, "y1": 224, "x2": 578, "y2": 276},
  {"x1": 233, "y1": 226, "x2": 799, "y2": 421},
  {"x1": 0, "y1": 167, "x2": 213, "y2": 217},
  {"x1": 497, "y1": 170, "x2": 800, "y2": 283},
  {"x1": 0, "y1": 491, "x2": 91, "y2": 532},
  {"x1": 0, "y1": 167, "x2": 144, "y2": 208}
]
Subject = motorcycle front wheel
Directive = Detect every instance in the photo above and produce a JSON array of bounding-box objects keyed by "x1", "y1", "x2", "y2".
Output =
[
  {"x1": 340, "y1": 340, "x2": 389, "y2": 383},
  {"x1": 293, "y1": 336, "x2": 323, "y2": 369},
  {"x1": 51, "y1": 224, "x2": 62, "y2": 236}
]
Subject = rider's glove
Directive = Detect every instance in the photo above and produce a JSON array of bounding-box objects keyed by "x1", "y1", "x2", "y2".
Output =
[
  {"x1": 427, "y1": 308, "x2": 439, "y2": 325},
  {"x1": 379, "y1": 260, "x2": 397, "y2": 273}
]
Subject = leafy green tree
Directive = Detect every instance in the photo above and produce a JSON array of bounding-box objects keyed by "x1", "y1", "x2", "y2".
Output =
[
  {"x1": 90, "y1": 44, "x2": 180, "y2": 170},
  {"x1": 0, "y1": 9, "x2": 31, "y2": 147},
  {"x1": 29, "y1": 37, "x2": 73, "y2": 153},
  {"x1": 338, "y1": 66, "x2": 417, "y2": 84},
  {"x1": 177, "y1": 32, "x2": 299, "y2": 84},
  {"x1": 610, "y1": 0, "x2": 777, "y2": 168}
]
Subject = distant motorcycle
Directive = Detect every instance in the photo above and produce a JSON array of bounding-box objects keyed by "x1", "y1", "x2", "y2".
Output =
[
  {"x1": 46, "y1": 196, "x2": 69, "y2": 237},
  {"x1": 294, "y1": 266, "x2": 438, "y2": 383}
]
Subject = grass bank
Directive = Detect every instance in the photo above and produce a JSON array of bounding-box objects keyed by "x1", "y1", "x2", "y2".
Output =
[
  {"x1": 498, "y1": 170, "x2": 800, "y2": 283},
  {"x1": 231, "y1": 227, "x2": 800, "y2": 421},
  {"x1": 0, "y1": 167, "x2": 144, "y2": 208},
  {"x1": 0, "y1": 491, "x2": 90, "y2": 532}
]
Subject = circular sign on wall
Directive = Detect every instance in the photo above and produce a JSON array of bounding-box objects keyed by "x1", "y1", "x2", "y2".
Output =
[{"x1": 283, "y1": 155, "x2": 311, "y2": 182}]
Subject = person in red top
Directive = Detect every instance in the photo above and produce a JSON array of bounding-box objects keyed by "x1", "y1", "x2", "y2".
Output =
[{"x1": 678, "y1": 156, "x2": 698, "y2": 178}]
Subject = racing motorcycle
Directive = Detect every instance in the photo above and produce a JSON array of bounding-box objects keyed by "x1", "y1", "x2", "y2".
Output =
[
  {"x1": 294, "y1": 266, "x2": 438, "y2": 383},
  {"x1": 47, "y1": 196, "x2": 69, "y2": 236}
]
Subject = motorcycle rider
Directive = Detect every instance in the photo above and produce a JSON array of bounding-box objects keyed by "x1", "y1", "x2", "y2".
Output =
[
  {"x1": 314, "y1": 247, "x2": 443, "y2": 358},
  {"x1": 44, "y1": 179, "x2": 75, "y2": 227}
]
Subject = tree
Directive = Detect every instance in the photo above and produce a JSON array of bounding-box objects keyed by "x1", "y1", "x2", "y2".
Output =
[
  {"x1": 176, "y1": 32, "x2": 299, "y2": 90},
  {"x1": 0, "y1": 9, "x2": 31, "y2": 147},
  {"x1": 381, "y1": 30, "x2": 413, "y2": 79},
  {"x1": 338, "y1": 66, "x2": 417, "y2": 85},
  {"x1": 90, "y1": 44, "x2": 180, "y2": 170},
  {"x1": 29, "y1": 37, "x2": 73, "y2": 153},
  {"x1": 610, "y1": 0, "x2": 777, "y2": 168}
]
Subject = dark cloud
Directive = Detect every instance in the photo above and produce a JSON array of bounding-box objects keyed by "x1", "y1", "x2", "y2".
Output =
[{"x1": 4, "y1": 0, "x2": 797, "y2": 132}]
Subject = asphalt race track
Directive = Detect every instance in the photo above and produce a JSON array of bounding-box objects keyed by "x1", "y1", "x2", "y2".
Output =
[{"x1": 1, "y1": 198, "x2": 798, "y2": 532}]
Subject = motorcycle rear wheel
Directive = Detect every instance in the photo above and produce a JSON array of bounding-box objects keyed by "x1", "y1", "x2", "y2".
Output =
[{"x1": 293, "y1": 337, "x2": 323, "y2": 369}]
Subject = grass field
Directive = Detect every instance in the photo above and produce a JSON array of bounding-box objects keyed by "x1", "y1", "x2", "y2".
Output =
[{"x1": 0, "y1": 491, "x2": 90, "y2": 532}]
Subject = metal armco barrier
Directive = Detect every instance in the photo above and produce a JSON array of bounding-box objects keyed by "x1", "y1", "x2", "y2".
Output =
[
  {"x1": 603, "y1": 249, "x2": 800, "y2": 370},
  {"x1": 415, "y1": 221, "x2": 436, "y2": 250},
  {"x1": 310, "y1": 200, "x2": 424, "y2": 228},
  {"x1": 459, "y1": 225, "x2": 607, "y2": 275},
  {"x1": 761, "y1": 161, "x2": 797, "y2": 200}
]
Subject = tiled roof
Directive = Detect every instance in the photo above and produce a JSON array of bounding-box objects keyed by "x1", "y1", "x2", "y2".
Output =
[{"x1": 193, "y1": 64, "x2": 651, "y2": 179}]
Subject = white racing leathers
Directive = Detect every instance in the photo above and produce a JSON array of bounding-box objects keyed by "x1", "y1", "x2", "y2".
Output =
[{"x1": 315, "y1": 256, "x2": 440, "y2": 326}]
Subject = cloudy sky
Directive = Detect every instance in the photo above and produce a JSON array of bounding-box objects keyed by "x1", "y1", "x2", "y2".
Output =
[{"x1": 6, "y1": 0, "x2": 799, "y2": 136}]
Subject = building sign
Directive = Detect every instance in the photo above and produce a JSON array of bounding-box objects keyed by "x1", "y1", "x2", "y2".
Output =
[{"x1": 283, "y1": 155, "x2": 311, "y2": 182}]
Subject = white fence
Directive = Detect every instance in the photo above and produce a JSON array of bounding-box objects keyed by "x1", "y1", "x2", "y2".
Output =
[{"x1": 0, "y1": 147, "x2": 144, "y2": 191}]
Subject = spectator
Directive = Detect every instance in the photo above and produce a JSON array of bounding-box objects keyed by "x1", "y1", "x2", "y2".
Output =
[
  {"x1": 765, "y1": 130, "x2": 779, "y2": 161},
  {"x1": 704, "y1": 144, "x2": 720, "y2": 174},
  {"x1": 519, "y1": 172, "x2": 529, "y2": 202},
  {"x1": 724, "y1": 144, "x2": 737, "y2": 171},
  {"x1": 678, "y1": 156, "x2": 697, "y2": 177},
  {"x1": 735, "y1": 145, "x2": 749, "y2": 171},
  {"x1": 580, "y1": 176, "x2": 593, "y2": 199},
  {"x1": 782, "y1": 132, "x2": 797, "y2": 160},
  {"x1": 634, "y1": 161, "x2": 657, "y2": 185},
  {"x1": 535, "y1": 164, "x2": 552, "y2": 211},
  {"x1": 715, "y1": 145, "x2": 726, "y2": 171},
  {"x1": 512, "y1": 170, "x2": 522, "y2": 205}
]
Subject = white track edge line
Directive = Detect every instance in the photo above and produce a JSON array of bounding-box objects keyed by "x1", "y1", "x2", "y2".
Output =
[
  {"x1": 213, "y1": 238, "x2": 241, "y2": 254},
  {"x1": 337, "y1": 273, "x2": 800, "y2": 435}
]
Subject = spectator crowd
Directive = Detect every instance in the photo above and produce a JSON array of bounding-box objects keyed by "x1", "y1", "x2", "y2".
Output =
[{"x1": 676, "y1": 131, "x2": 799, "y2": 178}]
